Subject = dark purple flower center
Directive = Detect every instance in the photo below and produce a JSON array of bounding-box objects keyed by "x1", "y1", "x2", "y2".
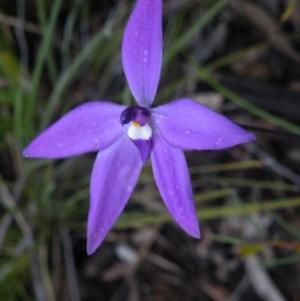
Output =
[
  {"x1": 120, "y1": 106, "x2": 151, "y2": 126},
  {"x1": 120, "y1": 106, "x2": 152, "y2": 164}
]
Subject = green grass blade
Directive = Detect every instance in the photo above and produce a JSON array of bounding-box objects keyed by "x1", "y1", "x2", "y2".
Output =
[
  {"x1": 189, "y1": 160, "x2": 262, "y2": 173},
  {"x1": 263, "y1": 255, "x2": 300, "y2": 267},
  {"x1": 29, "y1": 0, "x2": 63, "y2": 117},
  {"x1": 165, "y1": 0, "x2": 231, "y2": 63},
  {"x1": 196, "y1": 67, "x2": 300, "y2": 136},
  {"x1": 197, "y1": 177, "x2": 298, "y2": 191},
  {"x1": 115, "y1": 197, "x2": 300, "y2": 229},
  {"x1": 40, "y1": 30, "x2": 106, "y2": 130},
  {"x1": 34, "y1": 0, "x2": 58, "y2": 83}
]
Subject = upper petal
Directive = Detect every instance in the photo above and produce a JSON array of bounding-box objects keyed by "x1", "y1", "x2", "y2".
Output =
[
  {"x1": 23, "y1": 101, "x2": 126, "y2": 159},
  {"x1": 122, "y1": 0, "x2": 162, "y2": 107},
  {"x1": 151, "y1": 133, "x2": 200, "y2": 238},
  {"x1": 152, "y1": 98, "x2": 256, "y2": 150},
  {"x1": 87, "y1": 135, "x2": 142, "y2": 255}
]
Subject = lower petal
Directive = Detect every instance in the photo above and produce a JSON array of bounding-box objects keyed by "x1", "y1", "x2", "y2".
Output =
[
  {"x1": 151, "y1": 133, "x2": 200, "y2": 238},
  {"x1": 87, "y1": 135, "x2": 143, "y2": 255}
]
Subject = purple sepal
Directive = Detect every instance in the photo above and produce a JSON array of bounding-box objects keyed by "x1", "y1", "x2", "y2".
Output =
[
  {"x1": 152, "y1": 98, "x2": 256, "y2": 151},
  {"x1": 23, "y1": 102, "x2": 126, "y2": 159},
  {"x1": 131, "y1": 138, "x2": 152, "y2": 164},
  {"x1": 122, "y1": 0, "x2": 162, "y2": 107},
  {"x1": 151, "y1": 133, "x2": 200, "y2": 238},
  {"x1": 87, "y1": 135, "x2": 142, "y2": 255}
]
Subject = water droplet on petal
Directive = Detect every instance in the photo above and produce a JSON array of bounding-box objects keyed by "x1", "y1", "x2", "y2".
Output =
[
  {"x1": 215, "y1": 138, "x2": 222, "y2": 146},
  {"x1": 177, "y1": 207, "x2": 184, "y2": 220}
]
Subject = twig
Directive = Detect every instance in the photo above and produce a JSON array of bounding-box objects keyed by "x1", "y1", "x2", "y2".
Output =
[
  {"x1": 0, "y1": 237, "x2": 29, "y2": 283},
  {"x1": 109, "y1": 227, "x2": 160, "y2": 301},
  {"x1": 0, "y1": 12, "x2": 41, "y2": 34},
  {"x1": 0, "y1": 177, "x2": 33, "y2": 245},
  {"x1": 224, "y1": 272, "x2": 251, "y2": 301},
  {"x1": 14, "y1": 0, "x2": 29, "y2": 73},
  {"x1": 29, "y1": 250, "x2": 48, "y2": 301},
  {"x1": 0, "y1": 215, "x2": 12, "y2": 250},
  {"x1": 60, "y1": 227, "x2": 82, "y2": 301},
  {"x1": 246, "y1": 143, "x2": 300, "y2": 186}
]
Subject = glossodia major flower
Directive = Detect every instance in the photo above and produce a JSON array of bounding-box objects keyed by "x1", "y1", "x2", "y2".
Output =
[{"x1": 23, "y1": 0, "x2": 256, "y2": 255}]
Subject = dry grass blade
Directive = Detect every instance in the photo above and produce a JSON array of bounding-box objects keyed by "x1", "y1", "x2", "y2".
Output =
[
  {"x1": 0, "y1": 178, "x2": 32, "y2": 246},
  {"x1": 230, "y1": 0, "x2": 299, "y2": 61},
  {"x1": 60, "y1": 227, "x2": 81, "y2": 301},
  {"x1": 0, "y1": 12, "x2": 41, "y2": 34},
  {"x1": 245, "y1": 255, "x2": 287, "y2": 301}
]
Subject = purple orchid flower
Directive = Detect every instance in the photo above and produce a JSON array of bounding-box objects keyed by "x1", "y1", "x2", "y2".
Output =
[{"x1": 23, "y1": 0, "x2": 255, "y2": 255}]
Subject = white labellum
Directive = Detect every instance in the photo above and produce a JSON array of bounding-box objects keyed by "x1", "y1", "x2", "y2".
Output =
[{"x1": 128, "y1": 123, "x2": 152, "y2": 140}]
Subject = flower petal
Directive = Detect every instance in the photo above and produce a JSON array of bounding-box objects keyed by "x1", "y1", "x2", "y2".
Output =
[
  {"x1": 152, "y1": 98, "x2": 256, "y2": 150},
  {"x1": 23, "y1": 101, "x2": 126, "y2": 158},
  {"x1": 87, "y1": 135, "x2": 142, "y2": 255},
  {"x1": 151, "y1": 133, "x2": 200, "y2": 238},
  {"x1": 122, "y1": 0, "x2": 162, "y2": 107}
]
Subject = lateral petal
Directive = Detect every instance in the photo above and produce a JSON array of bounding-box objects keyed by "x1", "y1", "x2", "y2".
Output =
[
  {"x1": 23, "y1": 101, "x2": 126, "y2": 158},
  {"x1": 152, "y1": 98, "x2": 256, "y2": 150},
  {"x1": 151, "y1": 133, "x2": 200, "y2": 238},
  {"x1": 87, "y1": 135, "x2": 142, "y2": 255},
  {"x1": 122, "y1": 0, "x2": 162, "y2": 107}
]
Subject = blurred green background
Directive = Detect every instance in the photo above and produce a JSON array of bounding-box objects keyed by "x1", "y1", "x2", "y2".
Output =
[{"x1": 1, "y1": 0, "x2": 300, "y2": 300}]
